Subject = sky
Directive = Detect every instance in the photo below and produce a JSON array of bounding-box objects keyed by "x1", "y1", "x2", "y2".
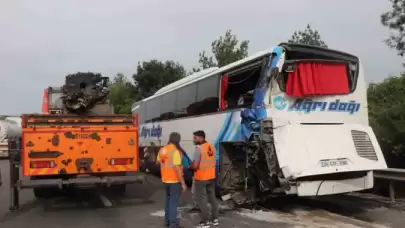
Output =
[{"x1": 0, "y1": 0, "x2": 402, "y2": 115}]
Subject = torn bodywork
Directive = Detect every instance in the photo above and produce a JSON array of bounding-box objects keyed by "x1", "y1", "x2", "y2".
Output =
[
  {"x1": 45, "y1": 72, "x2": 113, "y2": 115},
  {"x1": 62, "y1": 73, "x2": 110, "y2": 115},
  {"x1": 220, "y1": 119, "x2": 287, "y2": 205},
  {"x1": 219, "y1": 54, "x2": 287, "y2": 205}
]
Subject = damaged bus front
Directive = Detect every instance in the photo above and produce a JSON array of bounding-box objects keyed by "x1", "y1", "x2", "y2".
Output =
[
  {"x1": 132, "y1": 43, "x2": 387, "y2": 206},
  {"x1": 219, "y1": 43, "x2": 387, "y2": 205}
]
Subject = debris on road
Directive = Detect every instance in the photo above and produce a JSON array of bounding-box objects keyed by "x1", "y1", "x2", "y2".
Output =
[{"x1": 237, "y1": 208, "x2": 390, "y2": 228}]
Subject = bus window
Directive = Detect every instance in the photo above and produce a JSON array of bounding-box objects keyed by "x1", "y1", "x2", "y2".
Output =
[
  {"x1": 160, "y1": 91, "x2": 177, "y2": 120},
  {"x1": 175, "y1": 83, "x2": 197, "y2": 117},
  {"x1": 145, "y1": 97, "x2": 162, "y2": 122},
  {"x1": 138, "y1": 104, "x2": 146, "y2": 124},
  {"x1": 188, "y1": 75, "x2": 219, "y2": 115},
  {"x1": 279, "y1": 43, "x2": 359, "y2": 93},
  {"x1": 223, "y1": 65, "x2": 262, "y2": 110}
]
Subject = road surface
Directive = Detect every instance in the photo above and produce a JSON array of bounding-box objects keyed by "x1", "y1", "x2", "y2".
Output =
[{"x1": 0, "y1": 160, "x2": 404, "y2": 228}]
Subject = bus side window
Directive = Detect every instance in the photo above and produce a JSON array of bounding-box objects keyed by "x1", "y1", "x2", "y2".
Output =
[
  {"x1": 224, "y1": 66, "x2": 262, "y2": 110},
  {"x1": 161, "y1": 91, "x2": 177, "y2": 121},
  {"x1": 145, "y1": 97, "x2": 162, "y2": 123},
  {"x1": 138, "y1": 104, "x2": 146, "y2": 124},
  {"x1": 190, "y1": 75, "x2": 219, "y2": 115},
  {"x1": 175, "y1": 83, "x2": 197, "y2": 117}
]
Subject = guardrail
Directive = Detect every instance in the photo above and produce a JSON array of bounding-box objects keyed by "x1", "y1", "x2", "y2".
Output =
[{"x1": 374, "y1": 168, "x2": 405, "y2": 202}]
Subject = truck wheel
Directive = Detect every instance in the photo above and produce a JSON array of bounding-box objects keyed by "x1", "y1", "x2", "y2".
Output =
[
  {"x1": 33, "y1": 188, "x2": 48, "y2": 198},
  {"x1": 110, "y1": 184, "x2": 126, "y2": 196},
  {"x1": 33, "y1": 188, "x2": 60, "y2": 199}
]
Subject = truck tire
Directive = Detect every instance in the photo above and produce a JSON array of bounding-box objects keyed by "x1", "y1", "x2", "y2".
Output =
[
  {"x1": 33, "y1": 187, "x2": 60, "y2": 199},
  {"x1": 109, "y1": 184, "x2": 126, "y2": 196},
  {"x1": 33, "y1": 188, "x2": 48, "y2": 198}
]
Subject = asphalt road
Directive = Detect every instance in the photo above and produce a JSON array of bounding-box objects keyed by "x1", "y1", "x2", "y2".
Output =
[{"x1": 0, "y1": 159, "x2": 404, "y2": 228}]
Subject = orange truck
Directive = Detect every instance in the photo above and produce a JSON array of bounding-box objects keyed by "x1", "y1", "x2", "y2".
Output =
[{"x1": 12, "y1": 73, "x2": 144, "y2": 200}]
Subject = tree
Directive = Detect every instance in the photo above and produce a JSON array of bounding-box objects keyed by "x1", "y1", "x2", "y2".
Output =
[
  {"x1": 367, "y1": 75, "x2": 405, "y2": 168},
  {"x1": 288, "y1": 24, "x2": 328, "y2": 48},
  {"x1": 381, "y1": 0, "x2": 405, "y2": 57},
  {"x1": 108, "y1": 73, "x2": 137, "y2": 114},
  {"x1": 132, "y1": 60, "x2": 186, "y2": 100},
  {"x1": 197, "y1": 29, "x2": 249, "y2": 69}
]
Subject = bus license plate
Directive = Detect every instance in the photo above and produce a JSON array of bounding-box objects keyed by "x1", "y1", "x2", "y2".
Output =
[{"x1": 320, "y1": 159, "x2": 348, "y2": 168}]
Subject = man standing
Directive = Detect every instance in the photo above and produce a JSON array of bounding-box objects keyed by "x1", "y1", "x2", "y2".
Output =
[
  {"x1": 189, "y1": 130, "x2": 219, "y2": 228},
  {"x1": 157, "y1": 132, "x2": 188, "y2": 228}
]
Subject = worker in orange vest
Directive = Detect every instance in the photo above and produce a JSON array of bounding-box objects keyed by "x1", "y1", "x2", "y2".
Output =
[
  {"x1": 189, "y1": 130, "x2": 219, "y2": 228},
  {"x1": 157, "y1": 132, "x2": 188, "y2": 228}
]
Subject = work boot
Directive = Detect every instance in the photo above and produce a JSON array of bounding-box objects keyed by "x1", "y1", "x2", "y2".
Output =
[
  {"x1": 196, "y1": 221, "x2": 210, "y2": 228},
  {"x1": 209, "y1": 218, "x2": 219, "y2": 226}
]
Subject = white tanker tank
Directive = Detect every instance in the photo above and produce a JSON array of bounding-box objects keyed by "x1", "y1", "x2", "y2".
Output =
[
  {"x1": 0, "y1": 117, "x2": 22, "y2": 158},
  {"x1": 0, "y1": 119, "x2": 21, "y2": 140}
]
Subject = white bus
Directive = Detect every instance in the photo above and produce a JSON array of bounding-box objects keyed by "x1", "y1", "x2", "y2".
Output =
[{"x1": 133, "y1": 43, "x2": 387, "y2": 204}]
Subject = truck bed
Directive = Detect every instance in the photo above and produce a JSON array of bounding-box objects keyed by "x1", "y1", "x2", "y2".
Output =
[{"x1": 21, "y1": 114, "x2": 139, "y2": 177}]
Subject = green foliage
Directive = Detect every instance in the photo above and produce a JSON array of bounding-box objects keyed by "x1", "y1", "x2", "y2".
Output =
[
  {"x1": 109, "y1": 60, "x2": 186, "y2": 114},
  {"x1": 288, "y1": 24, "x2": 328, "y2": 48},
  {"x1": 368, "y1": 75, "x2": 405, "y2": 167},
  {"x1": 132, "y1": 60, "x2": 186, "y2": 99},
  {"x1": 381, "y1": 0, "x2": 405, "y2": 57},
  {"x1": 376, "y1": 1, "x2": 405, "y2": 166},
  {"x1": 198, "y1": 51, "x2": 217, "y2": 69},
  {"x1": 108, "y1": 73, "x2": 136, "y2": 114},
  {"x1": 197, "y1": 29, "x2": 249, "y2": 70}
]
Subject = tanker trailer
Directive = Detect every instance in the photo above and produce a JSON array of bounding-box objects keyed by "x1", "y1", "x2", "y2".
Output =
[{"x1": 0, "y1": 117, "x2": 22, "y2": 158}]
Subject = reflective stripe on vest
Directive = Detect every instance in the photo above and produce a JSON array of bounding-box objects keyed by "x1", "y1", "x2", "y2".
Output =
[
  {"x1": 194, "y1": 142, "x2": 216, "y2": 181},
  {"x1": 159, "y1": 144, "x2": 183, "y2": 183}
]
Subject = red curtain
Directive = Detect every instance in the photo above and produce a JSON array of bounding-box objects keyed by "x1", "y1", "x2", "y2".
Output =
[
  {"x1": 220, "y1": 75, "x2": 229, "y2": 110},
  {"x1": 286, "y1": 62, "x2": 350, "y2": 97}
]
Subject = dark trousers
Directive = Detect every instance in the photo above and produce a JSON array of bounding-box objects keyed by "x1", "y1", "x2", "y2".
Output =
[
  {"x1": 164, "y1": 182, "x2": 181, "y2": 228},
  {"x1": 195, "y1": 179, "x2": 219, "y2": 222}
]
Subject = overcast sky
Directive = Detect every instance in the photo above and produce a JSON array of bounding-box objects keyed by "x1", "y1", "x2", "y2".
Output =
[{"x1": 0, "y1": 0, "x2": 402, "y2": 114}]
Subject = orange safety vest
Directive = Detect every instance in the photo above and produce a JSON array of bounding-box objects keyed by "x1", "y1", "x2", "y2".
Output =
[
  {"x1": 159, "y1": 144, "x2": 183, "y2": 183},
  {"x1": 194, "y1": 142, "x2": 216, "y2": 181}
]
